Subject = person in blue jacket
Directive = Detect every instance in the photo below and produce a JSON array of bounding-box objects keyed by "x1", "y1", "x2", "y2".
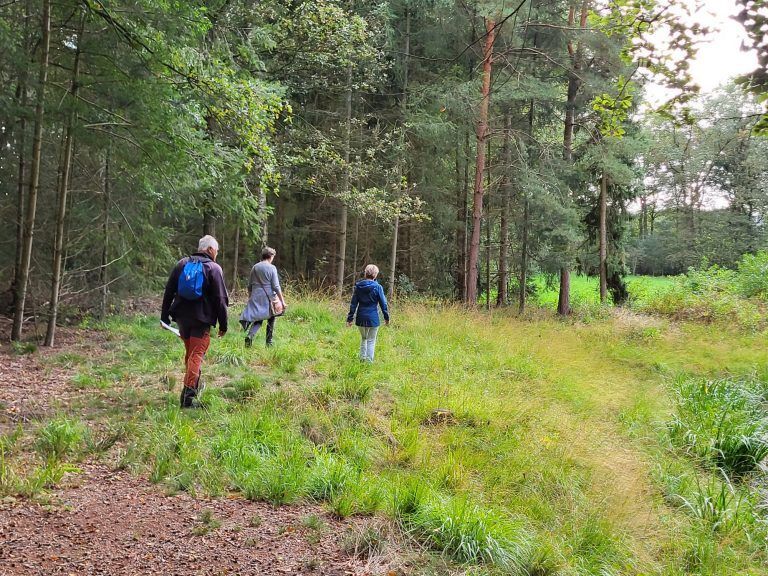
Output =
[{"x1": 346, "y1": 264, "x2": 390, "y2": 362}]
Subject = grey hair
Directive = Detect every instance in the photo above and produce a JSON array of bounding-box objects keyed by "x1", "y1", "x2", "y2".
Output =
[
  {"x1": 261, "y1": 246, "x2": 277, "y2": 260},
  {"x1": 364, "y1": 264, "x2": 379, "y2": 279},
  {"x1": 198, "y1": 235, "x2": 219, "y2": 252}
]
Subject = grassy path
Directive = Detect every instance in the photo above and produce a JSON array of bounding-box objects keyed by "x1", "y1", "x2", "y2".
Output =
[{"x1": 2, "y1": 299, "x2": 767, "y2": 575}]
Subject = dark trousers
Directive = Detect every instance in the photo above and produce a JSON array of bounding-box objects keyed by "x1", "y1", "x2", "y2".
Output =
[{"x1": 243, "y1": 316, "x2": 275, "y2": 343}]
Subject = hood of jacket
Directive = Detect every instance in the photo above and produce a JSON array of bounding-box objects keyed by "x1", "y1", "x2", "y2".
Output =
[{"x1": 355, "y1": 279, "x2": 379, "y2": 301}]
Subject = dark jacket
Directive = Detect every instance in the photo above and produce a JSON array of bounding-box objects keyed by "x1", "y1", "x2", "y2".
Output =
[
  {"x1": 347, "y1": 279, "x2": 389, "y2": 327},
  {"x1": 161, "y1": 253, "x2": 229, "y2": 332}
]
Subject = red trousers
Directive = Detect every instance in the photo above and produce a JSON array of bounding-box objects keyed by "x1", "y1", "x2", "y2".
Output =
[{"x1": 182, "y1": 333, "x2": 210, "y2": 389}]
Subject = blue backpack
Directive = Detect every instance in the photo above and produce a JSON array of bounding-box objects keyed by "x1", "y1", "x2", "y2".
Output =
[{"x1": 178, "y1": 257, "x2": 205, "y2": 300}]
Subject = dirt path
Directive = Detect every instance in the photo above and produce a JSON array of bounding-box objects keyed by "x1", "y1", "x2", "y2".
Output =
[
  {"x1": 1, "y1": 464, "x2": 370, "y2": 576},
  {"x1": 0, "y1": 325, "x2": 387, "y2": 576},
  {"x1": 0, "y1": 329, "x2": 90, "y2": 433}
]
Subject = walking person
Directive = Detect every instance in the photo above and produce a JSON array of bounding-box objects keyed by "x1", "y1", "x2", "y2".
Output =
[
  {"x1": 161, "y1": 235, "x2": 229, "y2": 408},
  {"x1": 347, "y1": 264, "x2": 389, "y2": 362},
  {"x1": 240, "y1": 246, "x2": 287, "y2": 347}
]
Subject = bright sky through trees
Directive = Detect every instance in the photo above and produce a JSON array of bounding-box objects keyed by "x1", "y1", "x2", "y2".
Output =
[
  {"x1": 691, "y1": 0, "x2": 757, "y2": 90},
  {"x1": 646, "y1": 0, "x2": 758, "y2": 104}
]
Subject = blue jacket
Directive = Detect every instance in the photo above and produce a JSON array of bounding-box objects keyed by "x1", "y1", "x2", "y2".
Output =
[{"x1": 347, "y1": 279, "x2": 389, "y2": 327}]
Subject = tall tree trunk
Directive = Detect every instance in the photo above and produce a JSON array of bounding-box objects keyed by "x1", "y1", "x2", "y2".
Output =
[
  {"x1": 352, "y1": 216, "x2": 359, "y2": 279},
  {"x1": 497, "y1": 114, "x2": 512, "y2": 306},
  {"x1": 519, "y1": 98, "x2": 535, "y2": 314},
  {"x1": 388, "y1": 216, "x2": 399, "y2": 300},
  {"x1": 454, "y1": 137, "x2": 465, "y2": 299},
  {"x1": 259, "y1": 181, "x2": 268, "y2": 245},
  {"x1": 557, "y1": 0, "x2": 589, "y2": 317},
  {"x1": 99, "y1": 147, "x2": 110, "y2": 319},
  {"x1": 203, "y1": 212, "x2": 216, "y2": 237},
  {"x1": 519, "y1": 194, "x2": 529, "y2": 314},
  {"x1": 485, "y1": 139, "x2": 491, "y2": 311},
  {"x1": 557, "y1": 268, "x2": 571, "y2": 315},
  {"x1": 389, "y1": 5, "x2": 409, "y2": 301},
  {"x1": 12, "y1": 82, "x2": 28, "y2": 310},
  {"x1": 462, "y1": 132, "x2": 470, "y2": 301},
  {"x1": 231, "y1": 219, "x2": 240, "y2": 290},
  {"x1": 599, "y1": 172, "x2": 608, "y2": 304},
  {"x1": 12, "y1": 0, "x2": 52, "y2": 341},
  {"x1": 336, "y1": 65, "x2": 352, "y2": 297},
  {"x1": 466, "y1": 17, "x2": 496, "y2": 306},
  {"x1": 46, "y1": 14, "x2": 85, "y2": 347}
]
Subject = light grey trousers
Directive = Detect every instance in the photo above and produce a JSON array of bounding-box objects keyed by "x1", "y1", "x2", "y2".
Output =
[{"x1": 358, "y1": 326, "x2": 379, "y2": 362}]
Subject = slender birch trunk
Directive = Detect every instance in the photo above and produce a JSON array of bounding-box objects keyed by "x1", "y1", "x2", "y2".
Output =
[
  {"x1": 336, "y1": 65, "x2": 352, "y2": 297},
  {"x1": 388, "y1": 216, "x2": 399, "y2": 300}
]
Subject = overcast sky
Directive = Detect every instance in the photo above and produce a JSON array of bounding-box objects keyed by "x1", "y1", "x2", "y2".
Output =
[{"x1": 645, "y1": 0, "x2": 758, "y2": 104}]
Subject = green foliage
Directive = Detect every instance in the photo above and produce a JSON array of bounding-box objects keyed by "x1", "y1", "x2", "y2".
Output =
[
  {"x1": 734, "y1": 251, "x2": 768, "y2": 299},
  {"x1": 11, "y1": 341, "x2": 37, "y2": 355},
  {"x1": 631, "y1": 258, "x2": 766, "y2": 328}
]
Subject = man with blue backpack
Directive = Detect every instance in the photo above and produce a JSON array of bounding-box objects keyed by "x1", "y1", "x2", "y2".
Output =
[{"x1": 161, "y1": 235, "x2": 229, "y2": 408}]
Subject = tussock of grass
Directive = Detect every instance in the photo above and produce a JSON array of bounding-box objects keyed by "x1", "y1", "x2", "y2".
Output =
[
  {"x1": 35, "y1": 417, "x2": 89, "y2": 461},
  {"x1": 11, "y1": 341, "x2": 37, "y2": 355},
  {"x1": 52, "y1": 351, "x2": 87, "y2": 366},
  {"x1": 669, "y1": 375, "x2": 768, "y2": 477},
  {"x1": 343, "y1": 523, "x2": 388, "y2": 559},
  {"x1": 394, "y1": 485, "x2": 533, "y2": 570},
  {"x1": 305, "y1": 451, "x2": 356, "y2": 501}
]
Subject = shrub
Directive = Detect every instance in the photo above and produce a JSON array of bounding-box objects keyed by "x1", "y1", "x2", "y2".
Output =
[
  {"x1": 735, "y1": 251, "x2": 768, "y2": 300},
  {"x1": 11, "y1": 341, "x2": 37, "y2": 355},
  {"x1": 631, "y1": 259, "x2": 767, "y2": 328}
]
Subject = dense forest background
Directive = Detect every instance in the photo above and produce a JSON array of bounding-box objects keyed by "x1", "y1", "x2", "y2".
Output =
[{"x1": 2, "y1": 0, "x2": 768, "y2": 344}]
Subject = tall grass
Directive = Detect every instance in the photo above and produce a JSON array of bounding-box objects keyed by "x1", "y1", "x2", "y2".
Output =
[
  {"x1": 668, "y1": 375, "x2": 768, "y2": 477},
  {"x1": 35, "y1": 417, "x2": 89, "y2": 461},
  {"x1": 20, "y1": 295, "x2": 768, "y2": 574}
]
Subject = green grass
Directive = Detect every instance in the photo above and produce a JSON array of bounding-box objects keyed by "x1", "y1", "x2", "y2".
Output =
[
  {"x1": 5, "y1": 291, "x2": 767, "y2": 574},
  {"x1": 531, "y1": 273, "x2": 675, "y2": 310}
]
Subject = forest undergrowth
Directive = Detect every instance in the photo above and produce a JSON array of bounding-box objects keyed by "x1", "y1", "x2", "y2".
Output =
[{"x1": 2, "y1": 296, "x2": 768, "y2": 575}]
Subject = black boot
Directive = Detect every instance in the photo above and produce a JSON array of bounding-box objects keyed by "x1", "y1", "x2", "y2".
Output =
[
  {"x1": 180, "y1": 385, "x2": 198, "y2": 408},
  {"x1": 266, "y1": 318, "x2": 275, "y2": 347}
]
